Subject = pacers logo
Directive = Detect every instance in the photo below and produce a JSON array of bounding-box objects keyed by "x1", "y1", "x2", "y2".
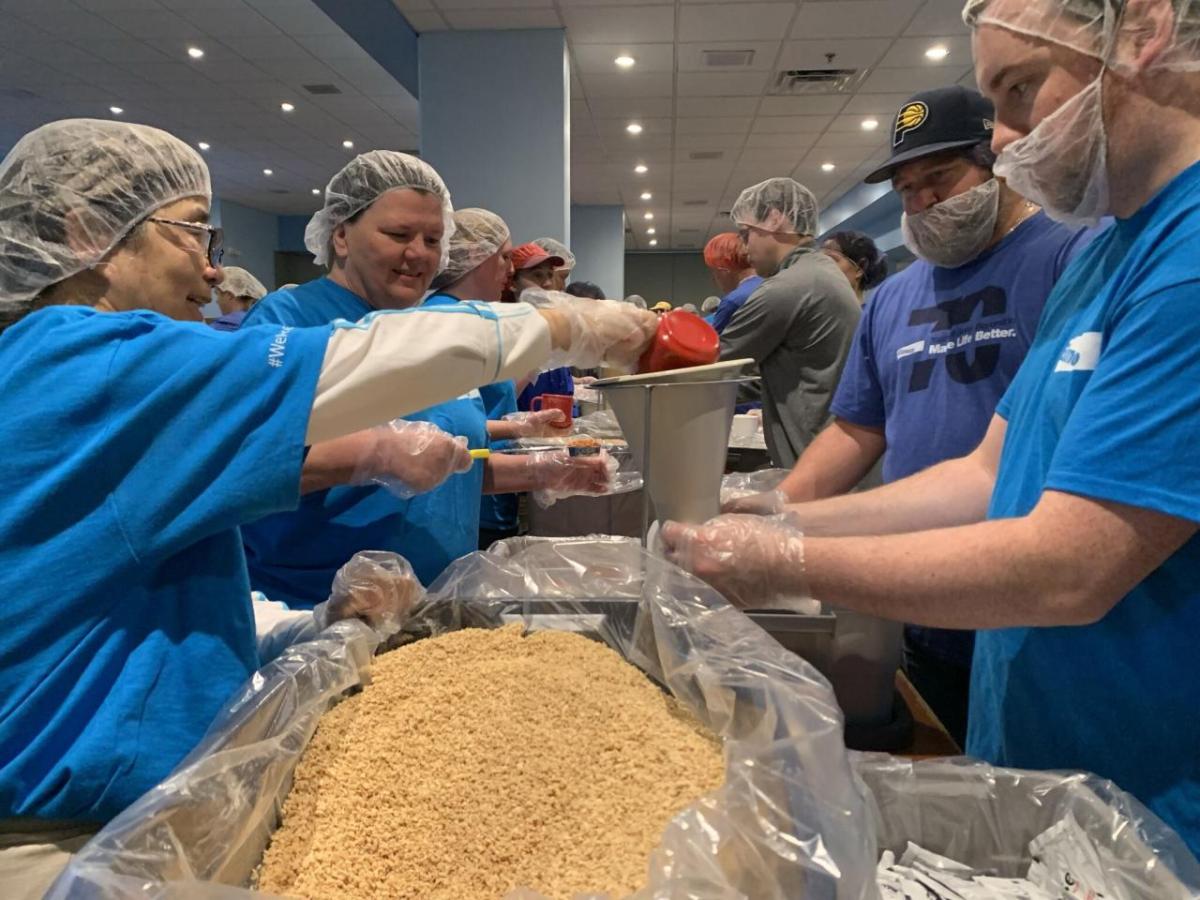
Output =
[{"x1": 894, "y1": 101, "x2": 929, "y2": 147}]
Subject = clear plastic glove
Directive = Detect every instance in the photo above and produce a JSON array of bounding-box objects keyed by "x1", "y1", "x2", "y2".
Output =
[
  {"x1": 353, "y1": 419, "x2": 473, "y2": 498},
  {"x1": 659, "y1": 515, "x2": 808, "y2": 608},
  {"x1": 313, "y1": 551, "x2": 424, "y2": 638},
  {"x1": 722, "y1": 490, "x2": 788, "y2": 515},
  {"x1": 720, "y1": 469, "x2": 789, "y2": 515},
  {"x1": 527, "y1": 448, "x2": 618, "y2": 508},
  {"x1": 502, "y1": 409, "x2": 569, "y2": 438},
  {"x1": 523, "y1": 289, "x2": 658, "y2": 371}
]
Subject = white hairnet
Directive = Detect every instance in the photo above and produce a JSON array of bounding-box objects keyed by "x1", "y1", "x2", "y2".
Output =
[
  {"x1": 625, "y1": 294, "x2": 647, "y2": 309},
  {"x1": 305, "y1": 150, "x2": 454, "y2": 269},
  {"x1": 220, "y1": 266, "x2": 267, "y2": 302},
  {"x1": 963, "y1": 0, "x2": 1200, "y2": 72},
  {"x1": 430, "y1": 208, "x2": 510, "y2": 290},
  {"x1": 730, "y1": 177, "x2": 819, "y2": 236},
  {"x1": 701, "y1": 295, "x2": 721, "y2": 313},
  {"x1": 531, "y1": 237, "x2": 575, "y2": 271},
  {"x1": 0, "y1": 118, "x2": 210, "y2": 308}
]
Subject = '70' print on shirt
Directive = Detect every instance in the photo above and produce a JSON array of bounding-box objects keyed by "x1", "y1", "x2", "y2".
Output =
[{"x1": 905, "y1": 287, "x2": 1016, "y2": 393}]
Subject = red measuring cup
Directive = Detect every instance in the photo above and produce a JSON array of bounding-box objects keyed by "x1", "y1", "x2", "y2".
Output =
[{"x1": 637, "y1": 309, "x2": 721, "y2": 374}]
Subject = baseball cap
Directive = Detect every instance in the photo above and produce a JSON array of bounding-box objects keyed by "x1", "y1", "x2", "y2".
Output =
[
  {"x1": 651, "y1": 301, "x2": 672, "y2": 312},
  {"x1": 863, "y1": 86, "x2": 995, "y2": 185},
  {"x1": 510, "y1": 242, "x2": 565, "y2": 271}
]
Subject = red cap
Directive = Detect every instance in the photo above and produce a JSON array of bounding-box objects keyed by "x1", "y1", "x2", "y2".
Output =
[{"x1": 511, "y1": 242, "x2": 565, "y2": 271}]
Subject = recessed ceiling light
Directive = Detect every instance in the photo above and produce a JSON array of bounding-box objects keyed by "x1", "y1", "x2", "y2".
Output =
[
  {"x1": 821, "y1": 162, "x2": 836, "y2": 172},
  {"x1": 643, "y1": 211, "x2": 654, "y2": 220},
  {"x1": 648, "y1": 239, "x2": 658, "y2": 247},
  {"x1": 640, "y1": 191, "x2": 652, "y2": 201},
  {"x1": 925, "y1": 44, "x2": 950, "y2": 61},
  {"x1": 109, "y1": 106, "x2": 123, "y2": 115},
  {"x1": 861, "y1": 118, "x2": 879, "y2": 131},
  {"x1": 634, "y1": 163, "x2": 648, "y2": 174},
  {"x1": 197, "y1": 141, "x2": 210, "y2": 151},
  {"x1": 342, "y1": 139, "x2": 354, "y2": 149},
  {"x1": 187, "y1": 46, "x2": 204, "y2": 60},
  {"x1": 647, "y1": 227, "x2": 656, "y2": 235},
  {"x1": 263, "y1": 168, "x2": 273, "y2": 176},
  {"x1": 280, "y1": 101, "x2": 295, "y2": 112},
  {"x1": 626, "y1": 122, "x2": 643, "y2": 135},
  {"x1": 614, "y1": 55, "x2": 636, "y2": 69},
  {"x1": 311, "y1": 188, "x2": 321, "y2": 195}
]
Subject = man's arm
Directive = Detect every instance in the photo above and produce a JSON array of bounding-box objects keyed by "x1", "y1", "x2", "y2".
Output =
[{"x1": 777, "y1": 419, "x2": 886, "y2": 502}]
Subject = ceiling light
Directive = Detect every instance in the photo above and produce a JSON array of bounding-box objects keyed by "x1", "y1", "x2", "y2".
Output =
[
  {"x1": 280, "y1": 101, "x2": 295, "y2": 112},
  {"x1": 311, "y1": 188, "x2": 321, "y2": 195},
  {"x1": 648, "y1": 239, "x2": 658, "y2": 247},
  {"x1": 342, "y1": 139, "x2": 354, "y2": 149},
  {"x1": 614, "y1": 55, "x2": 636, "y2": 69},
  {"x1": 187, "y1": 46, "x2": 204, "y2": 60},
  {"x1": 647, "y1": 227, "x2": 656, "y2": 235},
  {"x1": 109, "y1": 106, "x2": 123, "y2": 115},
  {"x1": 626, "y1": 122, "x2": 643, "y2": 135},
  {"x1": 821, "y1": 162, "x2": 836, "y2": 172},
  {"x1": 197, "y1": 141, "x2": 210, "y2": 151},
  {"x1": 634, "y1": 163, "x2": 648, "y2": 174},
  {"x1": 263, "y1": 168, "x2": 273, "y2": 176},
  {"x1": 861, "y1": 118, "x2": 879, "y2": 131},
  {"x1": 643, "y1": 211, "x2": 654, "y2": 220},
  {"x1": 925, "y1": 44, "x2": 950, "y2": 61},
  {"x1": 640, "y1": 191, "x2": 652, "y2": 201}
]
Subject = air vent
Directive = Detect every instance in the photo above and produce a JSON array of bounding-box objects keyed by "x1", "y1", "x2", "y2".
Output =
[
  {"x1": 688, "y1": 150, "x2": 724, "y2": 161},
  {"x1": 682, "y1": 199, "x2": 708, "y2": 207},
  {"x1": 303, "y1": 83, "x2": 342, "y2": 95},
  {"x1": 769, "y1": 68, "x2": 866, "y2": 95},
  {"x1": 0, "y1": 88, "x2": 38, "y2": 100},
  {"x1": 701, "y1": 49, "x2": 755, "y2": 68}
]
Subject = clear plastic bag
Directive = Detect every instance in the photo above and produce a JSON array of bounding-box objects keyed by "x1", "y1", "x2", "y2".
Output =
[{"x1": 49, "y1": 538, "x2": 878, "y2": 900}]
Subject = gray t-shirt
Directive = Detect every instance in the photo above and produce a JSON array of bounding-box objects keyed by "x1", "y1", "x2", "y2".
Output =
[{"x1": 720, "y1": 245, "x2": 861, "y2": 466}]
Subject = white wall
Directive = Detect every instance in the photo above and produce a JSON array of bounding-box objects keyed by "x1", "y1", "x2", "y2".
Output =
[{"x1": 569, "y1": 205, "x2": 624, "y2": 299}]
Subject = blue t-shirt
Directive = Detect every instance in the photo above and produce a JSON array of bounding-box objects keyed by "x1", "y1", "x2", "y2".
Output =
[
  {"x1": 210, "y1": 309, "x2": 246, "y2": 332},
  {"x1": 0, "y1": 306, "x2": 327, "y2": 823},
  {"x1": 518, "y1": 367, "x2": 574, "y2": 412},
  {"x1": 478, "y1": 379, "x2": 519, "y2": 533},
  {"x1": 831, "y1": 213, "x2": 1095, "y2": 667},
  {"x1": 241, "y1": 280, "x2": 487, "y2": 597},
  {"x1": 972, "y1": 161, "x2": 1200, "y2": 852},
  {"x1": 711, "y1": 275, "x2": 764, "y2": 335}
]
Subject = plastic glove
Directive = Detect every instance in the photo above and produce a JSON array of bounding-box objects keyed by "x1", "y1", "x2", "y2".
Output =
[
  {"x1": 502, "y1": 409, "x2": 569, "y2": 438},
  {"x1": 722, "y1": 490, "x2": 788, "y2": 515},
  {"x1": 313, "y1": 551, "x2": 424, "y2": 638},
  {"x1": 659, "y1": 515, "x2": 808, "y2": 608},
  {"x1": 527, "y1": 449, "x2": 618, "y2": 508},
  {"x1": 720, "y1": 469, "x2": 789, "y2": 515},
  {"x1": 522, "y1": 289, "x2": 658, "y2": 371},
  {"x1": 352, "y1": 419, "x2": 473, "y2": 498}
]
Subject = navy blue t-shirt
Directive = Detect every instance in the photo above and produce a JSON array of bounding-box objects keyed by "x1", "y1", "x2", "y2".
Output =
[
  {"x1": 831, "y1": 212, "x2": 1096, "y2": 666},
  {"x1": 975, "y1": 161, "x2": 1200, "y2": 853},
  {"x1": 0, "y1": 307, "x2": 327, "y2": 822},
  {"x1": 711, "y1": 274, "x2": 764, "y2": 335}
]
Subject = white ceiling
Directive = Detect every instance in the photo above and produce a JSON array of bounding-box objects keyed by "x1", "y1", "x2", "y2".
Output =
[
  {"x1": 0, "y1": 0, "x2": 977, "y2": 246},
  {"x1": 0, "y1": 0, "x2": 420, "y2": 214},
  {"x1": 395, "y1": 0, "x2": 978, "y2": 250}
]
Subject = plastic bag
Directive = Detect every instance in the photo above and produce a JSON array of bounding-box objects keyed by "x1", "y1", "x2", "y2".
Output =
[{"x1": 50, "y1": 538, "x2": 879, "y2": 900}]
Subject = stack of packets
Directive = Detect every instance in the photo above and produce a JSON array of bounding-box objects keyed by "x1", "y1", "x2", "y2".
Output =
[{"x1": 877, "y1": 814, "x2": 1117, "y2": 899}]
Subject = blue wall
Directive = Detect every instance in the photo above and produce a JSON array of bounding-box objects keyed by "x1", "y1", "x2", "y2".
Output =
[
  {"x1": 570, "y1": 205, "x2": 625, "y2": 300},
  {"x1": 278, "y1": 215, "x2": 309, "y2": 254},
  {"x1": 212, "y1": 198, "x2": 279, "y2": 289}
]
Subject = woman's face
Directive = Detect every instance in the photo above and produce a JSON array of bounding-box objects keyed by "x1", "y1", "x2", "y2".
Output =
[
  {"x1": 332, "y1": 188, "x2": 444, "y2": 310},
  {"x1": 473, "y1": 240, "x2": 513, "y2": 303}
]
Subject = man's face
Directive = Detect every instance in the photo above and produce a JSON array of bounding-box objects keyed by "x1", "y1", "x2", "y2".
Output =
[
  {"x1": 515, "y1": 260, "x2": 557, "y2": 292},
  {"x1": 973, "y1": 21, "x2": 1102, "y2": 157},
  {"x1": 333, "y1": 188, "x2": 444, "y2": 310},
  {"x1": 101, "y1": 196, "x2": 222, "y2": 322},
  {"x1": 892, "y1": 152, "x2": 993, "y2": 216},
  {"x1": 739, "y1": 225, "x2": 786, "y2": 277},
  {"x1": 473, "y1": 239, "x2": 513, "y2": 303},
  {"x1": 550, "y1": 267, "x2": 569, "y2": 291}
]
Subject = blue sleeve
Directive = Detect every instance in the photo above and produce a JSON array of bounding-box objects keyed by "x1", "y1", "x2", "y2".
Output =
[
  {"x1": 107, "y1": 319, "x2": 331, "y2": 561},
  {"x1": 828, "y1": 296, "x2": 886, "y2": 428},
  {"x1": 1053, "y1": 220, "x2": 1111, "y2": 280},
  {"x1": 1044, "y1": 283, "x2": 1200, "y2": 523}
]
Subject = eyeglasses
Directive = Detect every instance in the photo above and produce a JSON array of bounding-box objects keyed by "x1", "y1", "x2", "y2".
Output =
[
  {"x1": 147, "y1": 216, "x2": 225, "y2": 267},
  {"x1": 823, "y1": 246, "x2": 864, "y2": 279}
]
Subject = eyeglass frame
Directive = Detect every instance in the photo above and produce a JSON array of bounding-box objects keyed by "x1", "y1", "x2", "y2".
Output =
[
  {"x1": 146, "y1": 216, "x2": 225, "y2": 267},
  {"x1": 822, "y1": 245, "x2": 864, "y2": 280}
]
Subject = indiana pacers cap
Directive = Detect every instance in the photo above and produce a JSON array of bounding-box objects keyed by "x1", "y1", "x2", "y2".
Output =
[{"x1": 863, "y1": 86, "x2": 995, "y2": 184}]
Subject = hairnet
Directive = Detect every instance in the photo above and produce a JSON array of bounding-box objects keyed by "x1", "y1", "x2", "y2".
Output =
[
  {"x1": 703, "y1": 232, "x2": 751, "y2": 271},
  {"x1": 531, "y1": 237, "x2": 575, "y2": 271},
  {"x1": 963, "y1": 0, "x2": 1200, "y2": 72},
  {"x1": 219, "y1": 266, "x2": 267, "y2": 302},
  {"x1": 730, "y1": 177, "x2": 819, "y2": 236},
  {"x1": 430, "y1": 207, "x2": 510, "y2": 290},
  {"x1": 701, "y1": 295, "x2": 721, "y2": 313},
  {"x1": 0, "y1": 118, "x2": 210, "y2": 308},
  {"x1": 305, "y1": 150, "x2": 455, "y2": 269}
]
